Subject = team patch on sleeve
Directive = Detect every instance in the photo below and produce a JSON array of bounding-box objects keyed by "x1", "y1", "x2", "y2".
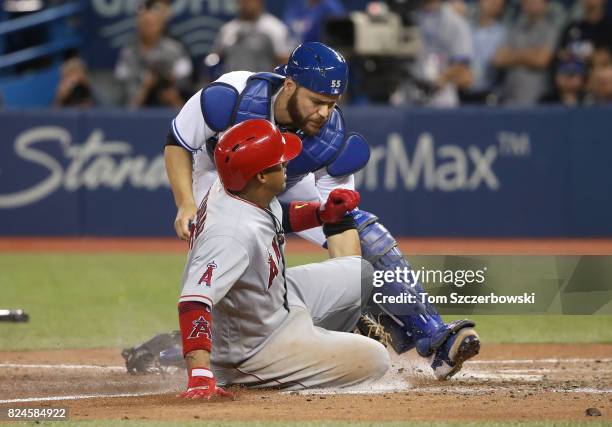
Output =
[
  {"x1": 188, "y1": 315, "x2": 212, "y2": 340},
  {"x1": 198, "y1": 261, "x2": 217, "y2": 286}
]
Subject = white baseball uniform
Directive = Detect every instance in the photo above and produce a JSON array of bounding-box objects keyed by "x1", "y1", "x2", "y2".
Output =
[
  {"x1": 179, "y1": 179, "x2": 389, "y2": 389},
  {"x1": 171, "y1": 71, "x2": 355, "y2": 246}
]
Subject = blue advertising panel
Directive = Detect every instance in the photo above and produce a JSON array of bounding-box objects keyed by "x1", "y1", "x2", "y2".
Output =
[
  {"x1": 345, "y1": 107, "x2": 573, "y2": 237},
  {"x1": 1, "y1": 106, "x2": 611, "y2": 237},
  {"x1": 0, "y1": 109, "x2": 174, "y2": 236}
]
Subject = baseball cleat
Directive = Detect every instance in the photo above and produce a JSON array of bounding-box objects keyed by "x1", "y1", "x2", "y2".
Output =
[{"x1": 430, "y1": 327, "x2": 480, "y2": 380}]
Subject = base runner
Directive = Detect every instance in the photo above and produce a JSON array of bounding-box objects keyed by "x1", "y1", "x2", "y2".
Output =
[{"x1": 178, "y1": 119, "x2": 389, "y2": 397}]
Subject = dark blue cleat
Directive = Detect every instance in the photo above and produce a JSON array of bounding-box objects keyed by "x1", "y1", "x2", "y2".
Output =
[{"x1": 430, "y1": 327, "x2": 480, "y2": 380}]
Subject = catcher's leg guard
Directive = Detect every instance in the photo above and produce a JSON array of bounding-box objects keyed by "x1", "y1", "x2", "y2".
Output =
[{"x1": 352, "y1": 209, "x2": 479, "y2": 367}]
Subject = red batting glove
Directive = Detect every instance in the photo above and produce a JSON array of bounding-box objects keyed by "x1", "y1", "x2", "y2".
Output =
[
  {"x1": 318, "y1": 189, "x2": 361, "y2": 223},
  {"x1": 181, "y1": 368, "x2": 233, "y2": 400}
]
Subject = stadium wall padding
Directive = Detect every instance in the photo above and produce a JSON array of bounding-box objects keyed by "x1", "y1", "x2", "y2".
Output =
[{"x1": 1, "y1": 106, "x2": 611, "y2": 237}]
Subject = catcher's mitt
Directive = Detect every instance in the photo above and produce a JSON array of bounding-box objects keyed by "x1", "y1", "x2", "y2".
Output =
[
  {"x1": 122, "y1": 331, "x2": 181, "y2": 374},
  {"x1": 355, "y1": 313, "x2": 391, "y2": 347}
]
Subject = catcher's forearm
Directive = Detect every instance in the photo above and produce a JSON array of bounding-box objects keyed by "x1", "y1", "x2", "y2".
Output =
[
  {"x1": 327, "y1": 229, "x2": 361, "y2": 258},
  {"x1": 164, "y1": 146, "x2": 195, "y2": 209}
]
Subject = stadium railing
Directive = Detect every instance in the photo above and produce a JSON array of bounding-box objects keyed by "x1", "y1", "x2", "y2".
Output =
[{"x1": 0, "y1": 2, "x2": 81, "y2": 106}]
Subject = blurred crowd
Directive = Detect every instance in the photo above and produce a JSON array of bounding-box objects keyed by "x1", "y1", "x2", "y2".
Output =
[
  {"x1": 39, "y1": 0, "x2": 612, "y2": 108},
  {"x1": 405, "y1": 0, "x2": 612, "y2": 106}
]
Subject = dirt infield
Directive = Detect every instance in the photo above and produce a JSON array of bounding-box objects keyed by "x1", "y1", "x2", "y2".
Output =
[
  {"x1": 2, "y1": 237, "x2": 612, "y2": 254},
  {"x1": 1, "y1": 344, "x2": 610, "y2": 423}
]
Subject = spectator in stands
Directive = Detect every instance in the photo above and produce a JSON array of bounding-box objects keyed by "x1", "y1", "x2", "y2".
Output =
[
  {"x1": 54, "y1": 57, "x2": 94, "y2": 108},
  {"x1": 539, "y1": 59, "x2": 586, "y2": 105},
  {"x1": 208, "y1": 0, "x2": 292, "y2": 76},
  {"x1": 283, "y1": 0, "x2": 346, "y2": 46},
  {"x1": 450, "y1": 0, "x2": 469, "y2": 17},
  {"x1": 495, "y1": 0, "x2": 566, "y2": 30},
  {"x1": 114, "y1": 0, "x2": 192, "y2": 107},
  {"x1": 392, "y1": 0, "x2": 474, "y2": 107},
  {"x1": 493, "y1": 0, "x2": 559, "y2": 105},
  {"x1": 556, "y1": 0, "x2": 612, "y2": 65},
  {"x1": 585, "y1": 65, "x2": 612, "y2": 103},
  {"x1": 462, "y1": 0, "x2": 507, "y2": 103},
  {"x1": 591, "y1": 47, "x2": 612, "y2": 69}
]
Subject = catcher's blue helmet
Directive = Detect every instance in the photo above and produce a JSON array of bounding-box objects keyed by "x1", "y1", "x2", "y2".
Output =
[{"x1": 275, "y1": 42, "x2": 348, "y2": 96}]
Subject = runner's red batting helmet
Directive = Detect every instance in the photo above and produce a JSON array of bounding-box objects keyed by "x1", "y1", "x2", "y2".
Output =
[{"x1": 215, "y1": 119, "x2": 302, "y2": 191}]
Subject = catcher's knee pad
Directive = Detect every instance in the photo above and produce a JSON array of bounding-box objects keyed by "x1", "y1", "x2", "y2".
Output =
[{"x1": 352, "y1": 209, "x2": 460, "y2": 355}]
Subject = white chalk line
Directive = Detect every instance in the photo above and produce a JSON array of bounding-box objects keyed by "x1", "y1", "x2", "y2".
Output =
[
  {"x1": 466, "y1": 357, "x2": 612, "y2": 365},
  {"x1": 457, "y1": 371, "x2": 543, "y2": 381},
  {"x1": 0, "y1": 390, "x2": 175, "y2": 405},
  {"x1": 0, "y1": 363, "x2": 124, "y2": 372},
  {"x1": 293, "y1": 386, "x2": 612, "y2": 396},
  {"x1": 556, "y1": 387, "x2": 612, "y2": 394}
]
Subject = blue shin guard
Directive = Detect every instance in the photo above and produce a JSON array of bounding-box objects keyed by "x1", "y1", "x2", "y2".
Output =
[{"x1": 352, "y1": 209, "x2": 475, "y2": 357}]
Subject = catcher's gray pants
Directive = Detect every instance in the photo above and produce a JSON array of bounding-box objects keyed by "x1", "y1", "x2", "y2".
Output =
[{"x1": 214, "y1": 256, "x2": 390, "y2": 390}]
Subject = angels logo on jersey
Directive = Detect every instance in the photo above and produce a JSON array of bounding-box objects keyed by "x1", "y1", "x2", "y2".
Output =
[
  {"x1": 267, "y1": 253, "x2": 279, "y2": 289},
  {"x1": 190, "y1": 191, "x2": 210, "y2": 249},
  {"x1": 198, "y1": 261, "x2": 217, "y2": 286},
  {"x1": 188, "y1": 316, "x2": 211, "y2": 340},
  {"x1": 267, "y1": 237, "x2": 282, "y2": 289}
]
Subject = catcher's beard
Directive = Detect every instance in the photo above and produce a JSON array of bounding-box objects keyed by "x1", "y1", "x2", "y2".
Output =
[{"x1": 287, "y1": 88, "x2": 311, "y2": 135}]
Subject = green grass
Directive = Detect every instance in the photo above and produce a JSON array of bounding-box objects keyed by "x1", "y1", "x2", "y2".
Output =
[
  {"x1": 1, "y1": 254, "x2": 185, "y2": 350},
  {"x1": 0, "y1": 253, "x2": 610, "y2": 351},
  {"x1": 465, "y1": 314, "x2": 612, "y2": 343}
]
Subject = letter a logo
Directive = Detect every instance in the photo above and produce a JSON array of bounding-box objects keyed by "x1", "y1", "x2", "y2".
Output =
[
  {"x1": 198, "y1": 261, "x2": 217, "y2": 286},
  {"x1": 188, "y1": 316, "x2": 211, "y2": 339}
]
